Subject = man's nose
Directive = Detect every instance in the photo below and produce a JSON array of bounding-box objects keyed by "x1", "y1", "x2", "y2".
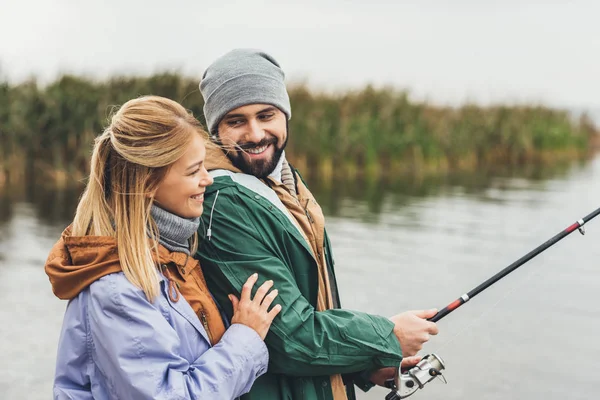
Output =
[{"x1": 245, "y1": 118, "x2": 265, "y2": 143}]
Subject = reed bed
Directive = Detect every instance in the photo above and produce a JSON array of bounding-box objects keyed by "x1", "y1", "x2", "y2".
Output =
[{"x1": 0, "y1": 74, "x2": 597, "y2": 187}]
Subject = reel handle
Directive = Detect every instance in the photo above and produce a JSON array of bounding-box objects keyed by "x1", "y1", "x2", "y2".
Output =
[{"x1": 384, "y1": 353, "x2": 447, "y2": 399}]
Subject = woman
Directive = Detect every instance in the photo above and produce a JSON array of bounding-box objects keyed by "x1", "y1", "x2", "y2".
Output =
[{"x1": 44, "y1": 96, "x2": 281, "y2": 399}]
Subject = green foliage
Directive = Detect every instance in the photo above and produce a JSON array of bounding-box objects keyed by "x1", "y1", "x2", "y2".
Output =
[{"x1": 0, "y1": 73, "x2": 597, "y2": 183}]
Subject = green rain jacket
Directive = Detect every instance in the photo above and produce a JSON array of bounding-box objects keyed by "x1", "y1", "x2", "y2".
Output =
[{"x1": 197, "y1": 168, "x2": 403, "y2": 400}]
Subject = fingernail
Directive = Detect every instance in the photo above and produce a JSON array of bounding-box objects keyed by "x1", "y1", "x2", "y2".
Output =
[{"x1": 253, "y1": 273, "x2": 258, "y2": 278}]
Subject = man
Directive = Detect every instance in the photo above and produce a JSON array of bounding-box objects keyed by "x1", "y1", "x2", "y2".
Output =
[{"x1": 196, "y1": 49, "x2": 439, "y2": 400}]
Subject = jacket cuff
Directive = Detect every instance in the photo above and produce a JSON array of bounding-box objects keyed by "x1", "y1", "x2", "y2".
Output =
[
  {"x1": 351, "y1": 369, "x2": 377, "y2": 392},
  {"x1": 223, "y1": 323, "x2": 269, "y2": 376}
]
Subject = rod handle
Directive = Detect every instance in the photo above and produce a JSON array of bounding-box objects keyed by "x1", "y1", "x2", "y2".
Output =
[
  {"x1": 428, "y1": 308, "x2": 448, "y2": 322},
  {"x1": 428, "y1": 297, "x2": 466, "y2": 322}
]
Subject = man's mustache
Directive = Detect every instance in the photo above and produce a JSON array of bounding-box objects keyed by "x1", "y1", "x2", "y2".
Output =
[{"x1": 235, "y1": 137, "x2": 278, "y2": 152}]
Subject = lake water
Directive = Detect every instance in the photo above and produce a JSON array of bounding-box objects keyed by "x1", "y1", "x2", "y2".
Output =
[{"x1": 1, "y1": 157, "x2": 600, "y2": 400}]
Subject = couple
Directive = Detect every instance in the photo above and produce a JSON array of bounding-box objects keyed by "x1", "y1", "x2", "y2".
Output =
[{"x1": 45, "y1": 49, "x2": 439, "y2": 400}]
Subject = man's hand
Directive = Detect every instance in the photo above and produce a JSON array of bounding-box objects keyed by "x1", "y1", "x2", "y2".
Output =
[
  {"x1": 369, "y1": 356, "x2": 422, "y2": 386},
  {"x1": 389, "y1": 309, "x2": 439, "y2": 357}
]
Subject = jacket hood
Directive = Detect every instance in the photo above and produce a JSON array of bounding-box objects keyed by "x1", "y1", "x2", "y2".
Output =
[
  {"x1": 45, "y1": 227, "x2": 194, "y2": 300},
  {"x1": 44, "y1": 227, "x2": 123, "y2": 300}
]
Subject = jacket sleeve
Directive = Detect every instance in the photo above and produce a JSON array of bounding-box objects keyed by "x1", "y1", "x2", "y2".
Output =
[
  {"x1": 87, "y1": 274, "x2": 268, "y2": 400},
  {"x1": 199, "y1": 189, "x2": 403, "y2": 377},
  {"x1": 54, "y1": 296, "x2": 95, "y2": 400}
]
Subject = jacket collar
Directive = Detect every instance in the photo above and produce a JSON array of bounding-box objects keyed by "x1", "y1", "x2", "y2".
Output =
[
  {"x1": 205, "y1": 145, "x2": 242, "y2": 173},
  {"x1": 204, "y1": 145, "x2": 317, "y2": 262}
]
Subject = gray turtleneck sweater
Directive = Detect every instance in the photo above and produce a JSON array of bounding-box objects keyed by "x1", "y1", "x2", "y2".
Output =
[{"x1": 150, "y1": 204, "x2": 200, "y2": 255}]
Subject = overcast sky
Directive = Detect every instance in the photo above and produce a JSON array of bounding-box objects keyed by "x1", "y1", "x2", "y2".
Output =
[{"x1": 1, "y1": 0, "x2": 599, "y2": 111}]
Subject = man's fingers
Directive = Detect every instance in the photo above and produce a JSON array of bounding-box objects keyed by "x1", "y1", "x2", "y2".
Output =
[
  {"x1": 400, "y1": 355, "x2": 422, "y2": 369},
  {"x1": 427, "y1": 322, "x2": 439, "y2": 335},
  {"x1": 412, "y1": 308, "x2": 438, "y2": 319},
  {"x1": 369, "y1": 367, "x2": 397, "y2": 386},
  {"x1": 241, "y1": 273, "x2": 258, "y2": 302}
]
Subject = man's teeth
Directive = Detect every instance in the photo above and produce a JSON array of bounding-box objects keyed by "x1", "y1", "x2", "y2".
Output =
[{"x1": 247, "y1": 145, "x2": 268, "y2": 154}]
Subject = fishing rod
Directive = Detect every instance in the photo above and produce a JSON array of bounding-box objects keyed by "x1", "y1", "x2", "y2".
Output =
[
  {"x1": 429, "y1": 206, "x2": 600, "y2": 323},
  {"x1": 384, "y1": 206, "x2": 600, "y2": 399}
]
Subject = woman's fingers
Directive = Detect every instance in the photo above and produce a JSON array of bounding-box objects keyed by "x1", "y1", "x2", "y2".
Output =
[
  {"x1": 240, "y1": 273, "x2": 258, "y2": 302},
  {"x1": 252, "y1": 279, "x2": 274, "y2": 304},
  {"x1": 260, "y1": 289, "x2": 279, "y2": 312},
  {"x1": 228, "y1": 294, "x2": 239, "y2": 311},
  {"x1": 232, "y1": 275, "x2": 282, "y2": 340},
  {"x1": 267, "y1": 304, "x2": 282, "y2": 320}
]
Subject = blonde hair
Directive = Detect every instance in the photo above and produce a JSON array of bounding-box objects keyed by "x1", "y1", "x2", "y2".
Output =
[{"x1": 72, "y1": 95, "x2": 209, "y2": 300}]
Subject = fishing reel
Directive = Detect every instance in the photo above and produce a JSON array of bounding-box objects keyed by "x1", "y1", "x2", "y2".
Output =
[{"x1": 384, "y1": 353, "x2": 447, "y2": 399}]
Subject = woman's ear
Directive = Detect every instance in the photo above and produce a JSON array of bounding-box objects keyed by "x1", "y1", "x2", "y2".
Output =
[{"x1": 145, "y1": 189, "x2": 156, "y2": 199}]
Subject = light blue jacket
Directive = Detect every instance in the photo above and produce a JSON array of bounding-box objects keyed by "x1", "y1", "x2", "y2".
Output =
[{"x1": 54, "y1": 272, "x2": 268, "y2": 400}]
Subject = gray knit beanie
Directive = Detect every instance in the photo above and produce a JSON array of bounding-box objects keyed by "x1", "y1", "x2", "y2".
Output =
[{"x1": 200, "y1": 49, "x2": 292, "y2": 135}]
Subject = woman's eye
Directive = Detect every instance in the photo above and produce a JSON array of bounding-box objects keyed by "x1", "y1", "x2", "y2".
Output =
[{"x1": 188, "y1": 168, "x2": 201, "y2": 176}]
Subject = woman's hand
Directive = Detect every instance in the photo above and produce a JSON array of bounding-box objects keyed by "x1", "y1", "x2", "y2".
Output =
[{"x1": 229, "y1": 273, "x2": 282, "y2": 340}]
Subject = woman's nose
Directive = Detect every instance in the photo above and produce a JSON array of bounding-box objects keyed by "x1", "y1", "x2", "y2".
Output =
[{"x1": 200, "y1": 168, "x2": 213, "y2": 187}]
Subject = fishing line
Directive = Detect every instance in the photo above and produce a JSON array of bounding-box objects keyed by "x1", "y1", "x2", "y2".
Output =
[
  {"x1": 385, "y1": 208, "x2": 600, "y2": 399},
  {"x1": 435, "y1": 253, "x2": 547, "y2": 351},
  {"x1": 429, "y1": 207, "x2": 600, "y2": 322}
]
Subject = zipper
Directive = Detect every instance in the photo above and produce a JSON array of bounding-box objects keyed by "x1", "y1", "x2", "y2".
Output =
[
  {"x1": 303, "y1": 198, "x2": 314, "y2": 224},
  {"x1": 199, "y1": 310, "x2": 213, "y2": 345}
]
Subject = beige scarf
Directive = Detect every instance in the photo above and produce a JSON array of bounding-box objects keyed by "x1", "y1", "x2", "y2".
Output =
[{"x1": 272, "y1": 159, "x2": 348, "y2": 400}]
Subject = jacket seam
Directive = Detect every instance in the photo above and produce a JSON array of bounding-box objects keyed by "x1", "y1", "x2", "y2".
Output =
[
  {"x1": 83, "y1": 292, "x2": 95, "y2": 391},
  {"x1": 107, "y1": 275, "x2": 155, "y2": 395}
]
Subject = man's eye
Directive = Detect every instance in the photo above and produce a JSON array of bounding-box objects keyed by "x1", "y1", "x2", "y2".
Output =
[
  {"x1": 227, "y1": 119, "x2": 244, "y2": 126},
  {"x1": 258, "y1": 113, "x2": 274, "y2": 120}
]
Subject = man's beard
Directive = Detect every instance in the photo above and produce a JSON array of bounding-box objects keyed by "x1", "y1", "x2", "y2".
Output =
[{"x1": 226, "y1": 135, "x2": 288, "y2": 178}]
